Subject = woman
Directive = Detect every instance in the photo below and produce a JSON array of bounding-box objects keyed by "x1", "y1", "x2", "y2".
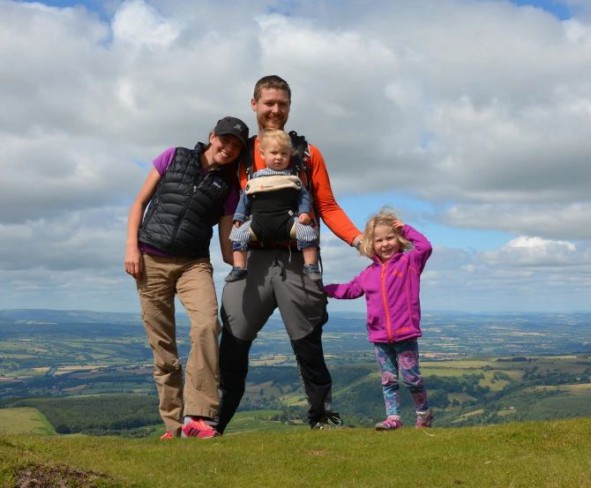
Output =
[{"x1": 125, "y1": 116, "x2": 248, "y2": 439}]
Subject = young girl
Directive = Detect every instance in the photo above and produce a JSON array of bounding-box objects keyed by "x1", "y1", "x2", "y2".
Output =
[{"x1": 324, "y1": 207, "x2": 433, "y2": 430}]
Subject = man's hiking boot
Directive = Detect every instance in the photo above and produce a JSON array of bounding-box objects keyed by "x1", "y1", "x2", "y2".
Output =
[
  {"x1": 303, "y1": 263, "x2": 322, "y2": 281},
  {"x1": 310, "y1": 412, "x2": 344, "y2": 430},
  {"x1": 375, "y1": 415, "x2": 403, "y2": 431},
  {"x1": 225, "y1": 267, "x2": 248, "y2": 283},
  {"x1": 416, "y1": 409, "x2": 433, "y2": 428}
]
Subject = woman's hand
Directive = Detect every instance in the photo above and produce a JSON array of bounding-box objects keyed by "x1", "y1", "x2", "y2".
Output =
[{"x1": 124, "y1": 245, "x2": 142, "y2": 279}]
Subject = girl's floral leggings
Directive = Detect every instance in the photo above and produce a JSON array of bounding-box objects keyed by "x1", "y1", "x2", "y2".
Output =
[{"x1": 373, "y1": 338, "x2": 430, "y2": 416}]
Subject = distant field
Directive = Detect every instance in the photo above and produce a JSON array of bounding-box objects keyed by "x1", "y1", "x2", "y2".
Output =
[
  {"x1": 424, "y1": 360, "x2": 493, "y2": 369},
  {"x1": 2, "y1": 310, "x2": 591, "y2": 435},
  {"x1": 0, "y1": 407, "x2": 55, "y2": 435},
  {"x1": 528, "y1": 383, "x2": 591, "y2": 394}
]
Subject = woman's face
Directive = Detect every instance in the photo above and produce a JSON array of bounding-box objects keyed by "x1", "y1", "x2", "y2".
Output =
[
  {"x1": 208, "y1": 134, "x2": 243, "y2": 166},
  {"x1": 373, "y1": 224, "x2": 401, "y2": 263}
]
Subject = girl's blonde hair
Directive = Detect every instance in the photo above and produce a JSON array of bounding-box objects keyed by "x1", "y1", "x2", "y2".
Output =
[
  {"x1": 359, "y1": 207, "x2": 412, "y2": 258},
  {"x1": 259, "y1": 129, "x2": 292, "y2": 151}
]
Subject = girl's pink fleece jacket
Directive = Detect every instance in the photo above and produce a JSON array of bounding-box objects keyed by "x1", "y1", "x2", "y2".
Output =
[{"x1": 324, "y1": 225, "x2": 432, "y2": 344}]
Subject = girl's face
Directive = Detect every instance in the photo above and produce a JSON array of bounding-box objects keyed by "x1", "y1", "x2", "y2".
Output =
[
  {"x1": 373, "y1": 224, "x2": 401, "y2": 263},
  {"x1": 261, "y1": 139, "x2": 291, "y2": 171}
]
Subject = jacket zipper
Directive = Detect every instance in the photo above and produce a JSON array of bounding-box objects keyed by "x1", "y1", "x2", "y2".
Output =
[{"x1": 380, "y1": 263, "x2": 393, "y2": 342}]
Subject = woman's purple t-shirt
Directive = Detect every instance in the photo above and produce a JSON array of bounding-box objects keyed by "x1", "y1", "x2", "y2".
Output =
[{"x1": 141, "y1": 147, "x2": 238, "y2": 256}]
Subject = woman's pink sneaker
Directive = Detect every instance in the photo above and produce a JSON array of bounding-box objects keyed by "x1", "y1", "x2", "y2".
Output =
[{"x1": 181, "y1": 418, "x2": 220, "y2": 439}]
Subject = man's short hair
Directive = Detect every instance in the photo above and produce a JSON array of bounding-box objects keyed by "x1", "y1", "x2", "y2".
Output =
[{"x1": 253, "y1": 75, "x2": 292, "y2": 102}]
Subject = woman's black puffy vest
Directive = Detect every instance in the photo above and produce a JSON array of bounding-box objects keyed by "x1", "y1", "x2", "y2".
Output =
[{"x1": 139, "y1": 143, "x2": 233, "y2": 258}]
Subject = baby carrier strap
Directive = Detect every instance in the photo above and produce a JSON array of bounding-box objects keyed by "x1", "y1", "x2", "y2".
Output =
[
  {"x1": 245, "y1": 174, "x2": 302, "y2": 195},
  {"x1": 287, "y1": 131, "x2": 311, "y2": 189}
]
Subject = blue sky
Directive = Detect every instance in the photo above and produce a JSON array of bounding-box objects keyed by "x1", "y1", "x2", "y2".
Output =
[
  {"x1": 2, "y1": 0, "x2": 591, "y2": 313},
  {"x1": 512, "y1": 0, "x2": 573, "y2": 19},
  {"x1": 20, "y1": 0, "x2": 578, "y2": 18}
]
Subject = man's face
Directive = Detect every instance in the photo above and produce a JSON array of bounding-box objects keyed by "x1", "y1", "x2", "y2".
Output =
[{"x1": 251, "y1": 88, "x2": 290, "y2": 131}]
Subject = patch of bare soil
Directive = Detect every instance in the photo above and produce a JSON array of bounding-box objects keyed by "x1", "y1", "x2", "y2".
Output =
[{"x1": 13, "y1": 463, "x2": 114, "y2": 487}]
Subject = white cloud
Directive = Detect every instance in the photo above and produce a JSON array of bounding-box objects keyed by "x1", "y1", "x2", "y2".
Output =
[
  {"x1": 111, "y1": 0, "x2": 181, "y2": 49},
  {"x1": 482, "y1": 236, "x2": 578, "y2": 266},
  {"x1": 423, "y1": 238, "x2": 591, "y2": 312},
  {"x1": 1, "y1": 0, "x2": 590, "y2": 312},
  {"x1": 443, "y1": 203, "x2": 591, "y2": 240}
]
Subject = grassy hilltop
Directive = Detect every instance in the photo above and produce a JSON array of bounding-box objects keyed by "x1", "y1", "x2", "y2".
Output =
[
  {"x1": 2, "y1": 311, "x2": 591, "y2": 485},
  {"x1": 1, "y1": 418, "x2": 590, "y2": 487}
]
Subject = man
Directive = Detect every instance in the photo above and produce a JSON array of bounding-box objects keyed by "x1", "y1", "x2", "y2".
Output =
[{"x1": 217, "y1": 76, "x2": 362, "y2": 433}]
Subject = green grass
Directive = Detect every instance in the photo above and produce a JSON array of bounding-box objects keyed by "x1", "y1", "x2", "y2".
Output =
[
  {"x1": 0, "y1": 407, "x2": 55, "y2": 435},
  {"x1": 1, "y1": 418, "x2": 590, "y2": 487},
  {"x1": 228, "y1": 410, "x2": 299, "y2": 432}
]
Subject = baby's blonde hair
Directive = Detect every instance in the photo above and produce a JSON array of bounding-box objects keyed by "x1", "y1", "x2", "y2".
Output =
[
  {"x1": 259, "y1": 129, "x2": 292, "y2": 152},
  {"x1": 359, "y1": 207, "x2": 412, "y2": 258}
]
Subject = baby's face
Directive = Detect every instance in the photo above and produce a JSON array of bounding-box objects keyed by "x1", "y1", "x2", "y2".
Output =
[{"x1": 261, "y1": 140, "x2": 291, "y2": 171}]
